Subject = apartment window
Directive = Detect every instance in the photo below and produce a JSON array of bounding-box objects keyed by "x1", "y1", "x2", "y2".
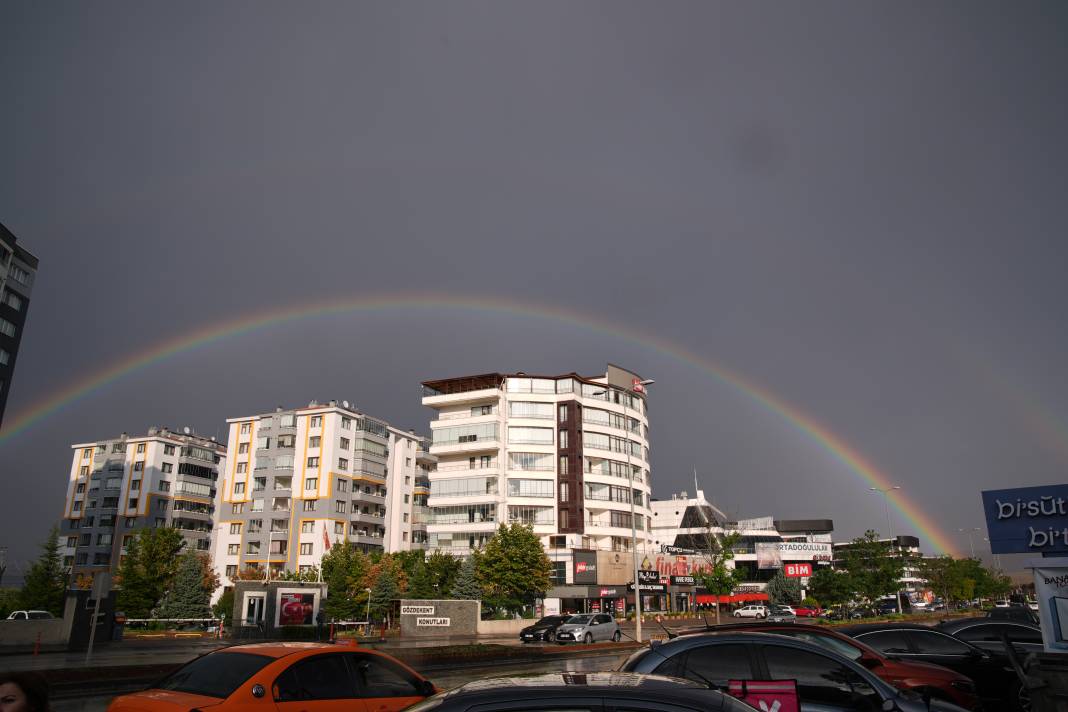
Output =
[
  {"x1": 403, "y1": 513, "x2": 409, "y2": 523},
  {"x1": 341, "y1": 417, "x2": 351, "y2": 430},
  {"x1": 338, "y1": 458, "x2": 349, "y2": 470},
  {"x1": 271, "y1": 518, "x2": 288, "y2": 532},
  {"x1": 161, "y1": 462, "x2": 173, "y2": 474},
  {"x1": 225, "y1": 565, "x2": 237, "y2": 578},
  {"x1": 246, "y1": 541, "x2": 261, "y2": 554},
  {"x1": 309, "y1": 436, "x2": 321, "y2": 448},
  {"x1": 559, "y1": 456, "x2": 569, "y2": 475},
  {"x1": 559, "y1": 510, "x2": 569, "y2": 528},
  {"x1": 404, "y1": 494, "x2": 409, "y2": 504},
  {"x1": 75, "y1": 483, "x2": 86, "y2": 494},
  {"x1": 128, "y1": 498, "x2": 139, "y2": 509},
  {"x1": 229, "y1": 523, "x2": 242, "y2": 534},
  {"x1": 238, "y1": 443, "x2": 249, "y2": 454},
  {"x1": 9, "y1": 265, "x2": 31, "y2": 286},
  {"x1": 281, "y1": 414, "x2": 296, "y2": 427},
  {"x1": 112, "y1": 443, "x2": 125, "y2": 453},
  {"x1": 232, "y1": 503, "x2": 245, "y2": 514},
  {"x1": 129, "y1": 479, "x2": 142, "y2": 492},
  {"x1": 310, "y1": 416, "x2": 322, "y2": 428},
  {"x1": 335, "y1": 500, "x2": 346, "y2": 513},
  {"x1": 256, "y1": 436, "x2": 270, "y2": 449},
  {"x1": 251, "y1": 498, "x2": 264, "y2": 512},
  {"x1": 125, "y1": 517, "x2": 136, "y2": 528},
  {"x1": 3, "y1": 291, "x2": 22, "y2": 311},
  {"x1": 307, "y1": 457, "x2": 319, "y2": 468},
  {"x1": 334, "y1": 522, "x2": 344, "y2": 535},
  {"x1": 240, "y1": 423, "x2": 251, "y2": 435},
  {"x1": 72, "y1": 501, "x2": 82, "y2": 512},
  {"x1": 164, "y1": 444, "x2": 175, "y2": 455},
  {"x1": 559, "y1": 405, "x2": 568, "y2": 422},
  {"x1": 233, "y1": 482, "x2": 246, "y2": 495},
  {"x1": 248, "y1": 519, "x2": 262, "y2": 533},
  {"x1": 550, "y1": 561, "x2": 567, "y2": 584},
  {"x1": 300, "y1": 543, "x2": 313, "y2": 555},
  {"x1": 337, "y1": 478, "x2": 348, "y2": 492},
  {"x1": 507, "y1": 426, "x2": 553, "y2": 445},
  {"x1": 303, "y1": 500, "x2": 317, "y2": 512},
  {"x1": 0, "y1": 318, "x2": 17, "y2": 337},
  {"x1": 305, "y1": 478, "x2": 318, "y2": 491},
  {"x1": 227, "y1": 544, "x2": 240, "y2": 555},
  {"x1": 65, "y1": 536, "x2": 77, "y2": 548},
  {"x1": 133, "y1": 461, "x2": 144, "y2": 472},
  {"x1": 471, "y1": 404, "x2": 493, "y2": 416},
  {"x1": 156, "y1": 499, "x2": 168, "y2": 512},
  {"x1": 559, "y1": 430, "x2": 568, "y2": 448},
  {"x1": 236, "y1": 462, "x2": 248, "y2": 474},
  {"x1": 402, "y1": 532, "x2": 408, "y2": 542},
  {"x1": 277, "y1": 434, "x2": 295, "y2": 448},
  {"x1": 136, "y1": 443, "x2": 145, "y2": 454},
  {"x1": 254, "y1": 477, "x2": 266, "y2": 491},
  {"x1": 301, "y1": 521, "x2": 315, "y2": 533}
]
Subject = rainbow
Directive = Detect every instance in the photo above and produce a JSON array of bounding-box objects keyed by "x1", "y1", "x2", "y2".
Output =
[{"x1": 0, "y1": 292, "x2": 962, "y2": 556}]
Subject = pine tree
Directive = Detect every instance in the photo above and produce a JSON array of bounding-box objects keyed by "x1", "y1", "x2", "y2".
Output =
[
  {"x1": 368, "y1": 566, "x2": 398, "y2": 622},
  {"x1": 450, "y1": 554, "x2": 483, "y2": 600},
  {"x1": 766, "y1": 569, "x2": 802, "y2": 605},
  {"x1": 19, "y1": 526, "x2": 67, "y2": 616},
  {"x1": 115, "y1": 527, "x2": 185, "y2": 617},
  {"x1": 407, "y1": 558, "x2": 433, "y2": 599},
  {"x1": 154, "y1": 550, "x2": 212, "y2": 620}
]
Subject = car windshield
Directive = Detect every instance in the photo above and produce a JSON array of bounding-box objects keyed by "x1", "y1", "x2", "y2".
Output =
[
  {"x1": 567, "y1": 615, "x2": 593, "y2": 624},
  {"x1": 156, "y1": 651, "x2": 274, "y2": 698}
]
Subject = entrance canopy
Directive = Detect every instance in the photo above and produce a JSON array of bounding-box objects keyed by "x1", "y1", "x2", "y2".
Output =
[{"x1": 695, "y1": 592, "x2": 769, "y2": 604}]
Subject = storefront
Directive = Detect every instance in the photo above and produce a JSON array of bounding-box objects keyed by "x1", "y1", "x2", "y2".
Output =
[{"x1": 668, "y1": 575, "x2": 696, "y2": 612}]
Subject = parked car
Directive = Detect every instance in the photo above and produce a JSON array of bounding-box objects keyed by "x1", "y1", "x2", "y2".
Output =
[
  {"x1": 984, "y1": 607, "x2": 1040, "y2": 625},
  {"x1": 553, "y1": 613, "x2": 621, "y2": 644},
  {"x1": 840, "y1": 622, "x2": 1032, "y2": 711},
  {"x1": 5, "y1": 610, "x2": 55, "y2": 620},
  {"x1": 766, "y1": 605, "x2": 796, "y2": 623},
  {"x1": 673, "y1": 621, "x2": 980, "y2": 710},
  {"x1": 732, "y1": 605, "x2": 768, "y2": 619},
  {"x1": 936, "y1": 617, "x2": 1045, "y2": 656},
  {"x1": 106, "y1": 641, "x2": 437, "y2": 712},
  {"x1": 620, "y1": 631, "x2": 970, "y2": 711},
  {"x1": 404, "y1": 672, "x2": 758, "y2": 712},
  {"x1": 994, "y1": 600, "x2": 1011, "y2": 608},
  {"x1": 518, "y1": 614, "x2": 572, "y2": 643},
  {"x1": 792, "y1": 604, "x2": 823, "y2": 617}
]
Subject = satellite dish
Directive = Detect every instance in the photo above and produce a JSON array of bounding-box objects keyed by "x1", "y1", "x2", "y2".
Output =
[
  {"x1": 342, "y1": 400, "x2": 350, "y2": 409},
  {"x1": 183, "y1": 427, "x2": 191, "y2": 434}
]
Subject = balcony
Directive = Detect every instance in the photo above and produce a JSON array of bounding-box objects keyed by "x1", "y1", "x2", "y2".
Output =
[
  {"x1": 422, "y1": 386, "x2": 500, "y2": 407},
  {"x1": 430, "y1": 438, "x2": 499, "y2": 456}
]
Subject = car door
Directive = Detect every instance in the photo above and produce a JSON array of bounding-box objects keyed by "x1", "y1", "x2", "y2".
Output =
[
  {"x1": 898, "y1": 629, "x2": 1013, "y2": 703},
  {"x1": 594, "y1": 614, "x2": 613, "y2": 641},
  {"x1": 651, "y1": 642, "x2": 757, "y2": 690},
  {"x1": 759, "y1": 645, "x2": 884, "y2": 712},
  {"x1": 349, "y1": 652, "x2": 428, "y2": 712},
  {"x1": 273, "y1": 652, "x2": 366, "y2": 712},
  {"x1": 954, "y1": 623, "x2": 1045, "y2": 656}
]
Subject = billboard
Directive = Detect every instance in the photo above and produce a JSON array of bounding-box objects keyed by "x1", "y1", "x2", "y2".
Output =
[
  {"x1": 573, "y1": 550, "x2": 599, "y2": 584},
  {"x1": 1032, "y1": 562, "x2": 1068, "y2": 652},
  {"x1": 982, "y1": 485, "x2": 1068, "y2": 555},
  {"x1": 756, "y1": 543, "x2": 782, "y2": 569},
  {"x1": 277, "y1": 592, "x2": 315, "y2": 626},
  {"x1": 784, "y1": 563, "x2": 812, "y2": 578}
]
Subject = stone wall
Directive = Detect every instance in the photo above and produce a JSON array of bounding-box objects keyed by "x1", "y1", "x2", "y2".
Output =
[{"x1": 398, "y1": 599, "x2": 479, "y2": 637}]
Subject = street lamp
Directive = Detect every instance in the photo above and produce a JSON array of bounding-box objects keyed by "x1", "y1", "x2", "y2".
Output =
[
  {"x1": 959, "y1": 528, "x2": 980, "y2": 560},
  {"x1": 594, "y1": 379, "x2": 654, "y2": 642},
  {"x1": 870, "y1": 486, "x2": 902, "y2": 614},
  {"x1": 983, "y1": 537, "x2": 1002, "y2": 571},
  {"x1": 365, "y1": 587, "x2": 372, "y2": 632}
]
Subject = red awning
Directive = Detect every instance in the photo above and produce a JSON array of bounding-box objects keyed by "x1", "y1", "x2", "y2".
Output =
[{"x1": 695, "y1": 593, "x2": 769, "y2": 604}]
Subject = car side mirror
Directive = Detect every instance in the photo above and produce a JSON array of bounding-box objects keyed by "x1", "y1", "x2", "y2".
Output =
[{"x1": 420, "y1": 680, "x2": 436, "y2": 696}]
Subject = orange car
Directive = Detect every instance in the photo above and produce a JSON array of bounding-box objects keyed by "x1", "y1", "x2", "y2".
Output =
[{"x1": 107, "y1": 641, "x2": 437, "y2": 712}]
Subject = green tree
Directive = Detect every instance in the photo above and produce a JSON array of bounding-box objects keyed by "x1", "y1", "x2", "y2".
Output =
[
  {"x1": 691, "y1": 529, "x2": 742, "y2": 625},
  {"x1": 369, "y1": 566, "x2": 398, "y2": 623},
  {"x1": 476, "y1": 524, "x2": 552, "y2": 615},
  {"x1": 18, "y1": 526, "x2": 68, "y2": 616},
  {"x1": 837, "y1": 530, "x2": 904, "y2": 606},
  {"x1": 766, "y1": 569, "x2": 802, "y2": 606},
  {"x1": 212, "y1": 588, "x2": 234, "y2": 622},
  {"x1": 808, "y1": 567, "x2": 854, "y2": 611},
  {"x1": 425, "y1": 551, "x2": 461, "y2": 598},
  {"x1": 320, "y1": 542, "x2": 370, "y2": 621},
  {"x1": 450, "y1": 554, "x2": 483, "y2": 600},
  {"x1": 153, "y1": 550, "x2": 213, "y2": 620},
  {"x1": 115, "y1": 528, "x2": 185, "y2": 617},
  {"x1": 406, "y1": 559, "x2": 433, "y2": 599}
]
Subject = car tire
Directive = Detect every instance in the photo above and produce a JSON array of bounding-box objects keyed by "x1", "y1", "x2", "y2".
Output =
[
  {"x1": 584, "y1": 632, "x2": 593, "y2": 644},
  {"x1": 613, "y1": 630, "x2": 621, "y2": 642},
  {"x1": 734, "y1": 612, "x2": 742, "y2": 618},
  {"x1": 546, "y1": 631, "x2": 555, "y2": 643},
  {"x1": 756, "y1": 613, "x2": 765, "y2": 619}
]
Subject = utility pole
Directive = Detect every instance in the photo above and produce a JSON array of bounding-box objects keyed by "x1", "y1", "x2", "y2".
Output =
[{"x1": 870, "y1": 486, "x2": 902, "y2": 614}]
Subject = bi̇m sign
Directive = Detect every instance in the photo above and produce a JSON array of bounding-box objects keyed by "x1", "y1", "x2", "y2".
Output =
[{"x1": 982, "y1": 485, "x2": 1068, "y2": 555}]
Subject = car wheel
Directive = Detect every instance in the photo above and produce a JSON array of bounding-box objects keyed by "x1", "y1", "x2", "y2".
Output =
[
  {"x1": 734, "y1": 612, "x2": 742, "y2": 618},
  {"x1": 613, "y1": 630, "x2": 621, "y2": 642},
  {"x1": 546, "y1": 631, "x2": 555, "y2": 643},
  {"x1": 584, "y1": 632, "x2": 593, "y2": 644},
  {"x1": 756, "y1": 613, "x2": 765, "y2": 619}
]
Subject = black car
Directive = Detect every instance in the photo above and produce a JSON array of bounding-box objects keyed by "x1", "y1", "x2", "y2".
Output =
[
  {"x1": 839, "y1": 622, "x2": 1031, "y2": 711},
  {"x1": 403, "y1": 672, "x2": 758, "y2": 712},
  {"x1": 936, "y1": 617, "x2": 1045, "y2": 655},
  {"x1": 984, "y1": 607, "x2": 1041, "y2": 625},
  {"x1": 620, "y1": 631, "x2": 969, "y2": 711},
  {"x1": 518, "y1": 615, "x2": 573, "y2": 643}
]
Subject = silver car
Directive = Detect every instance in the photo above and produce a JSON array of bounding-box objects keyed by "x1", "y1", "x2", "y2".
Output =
[{"x1": 554, "y1": 613, "x2": 622, "y2": 644}]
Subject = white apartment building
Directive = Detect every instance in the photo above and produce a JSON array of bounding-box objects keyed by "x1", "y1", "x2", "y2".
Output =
[
  {"x1": 60, "y1": 428, "x2": 227, "y2": 584},
  {"x1": 384, "y1": 429, "x2": 434, "y2": 552},
  {"x1": 211, "y1": 401, "x2": 432, "y2": 590},
  {"x1": 420, "y1": 365, "x2": 653, "y2": 565}
]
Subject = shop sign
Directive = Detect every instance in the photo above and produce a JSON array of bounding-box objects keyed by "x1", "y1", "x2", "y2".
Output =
[
  {"x1": 777, "y1": 542, "x2": 833, "y2": 561},
  {"x1": 598, "y1": 587, "x2": 624, "y2": 597},
  {"x1": 591, "y1": 601, "x2": 601, "y2": 612},
  {"x1": 416, "y1": 617, "x2": 450, "y2": 626},
  {"x1": 573, "y1": 550, "x2": 599, "y2": 584},
  {"x1": 670, "y1": 575, "x2": 696, "y2": 586},
  {"x1": 628, "y1": 582, "x2": 667, "y2": 592},
  {"x1": 637, "y1": 569, "x2": 660, "y2": 584},
  {"x1": 784, "y1": 563, "x2": 812, "y2": 578},
  {"x1": 661, "y1": 545, "x2": 698, "y2": 555},
  {"x1": 616, "y1": 598, "x2": 625, "y2": 613},
  {"x1": 982, "y1": 485, "x2": 1068, "y2": 555},
  {"x1": 1031, "y1": 562, "x2": 1068, "y2": 652},
  {"x1": 401, "y1": 605, "x2": 435, "y2": 615}
]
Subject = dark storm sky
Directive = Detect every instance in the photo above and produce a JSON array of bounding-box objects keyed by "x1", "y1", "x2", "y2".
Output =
[{"x1": 2, "y1": 1, "x2": 1067, "y2": 576}]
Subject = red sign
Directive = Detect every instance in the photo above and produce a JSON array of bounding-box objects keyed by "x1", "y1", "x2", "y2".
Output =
[
  {"x1": 728, "y1": 680, "x2": 799, "y2": 712},
  {"x1": 784, "y1": 562, "x2": 812, "y2": 578},
  {"x1": 576, "y1": 562, "x2": 590, "y2": 573},
  {"x1": 616, "y1": 598, "x2": 625, "y2": 613},
  {"x1": 591, "y1": 601, "x2": 601, "y2": 612}
]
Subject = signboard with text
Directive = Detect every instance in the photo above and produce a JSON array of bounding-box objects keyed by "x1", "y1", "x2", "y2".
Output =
[
  {"x1": 982, "y1": 485, "x2": 1068, "y2": 555},
  {"x1": 784, "y1": 562, "x2": 812, "y2": 578},
  {"x1": 573, "y1": 550, "x2": 599, "y2": 584}
]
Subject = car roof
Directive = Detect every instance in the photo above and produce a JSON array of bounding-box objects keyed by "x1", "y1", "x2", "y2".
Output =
[
  {"x1": 681, "y1": 621, "x2": 851, "y2": 637},
  {"x1": 218, "y1": 641, "x2": 389, "y2": 659},
  {"x1": 937, "y1": 617, "x2": 1040, "y2": 632},
  {"x1": 838, "y1": 623, "x2": 944, "y2": 635}
]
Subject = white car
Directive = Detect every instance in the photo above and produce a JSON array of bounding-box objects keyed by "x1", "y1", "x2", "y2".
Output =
[
  {"x1": 6, "y1": 610, "x2": 55, "y2": 620},
  {"x1": 733, "y1": 605, "x2": 769, "y2": 619},
  {"x1": 994, "y1": 600, "x2": 1011, "y2": 608},
  {"x1": 1028, "y1": 601, "x2": 1039, "y2": 612}
]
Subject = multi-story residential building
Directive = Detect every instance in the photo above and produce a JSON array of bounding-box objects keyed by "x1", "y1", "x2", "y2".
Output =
[
  {"x1": 420, "y1": 364, "x2": 653, "y2": 566},
  {"x1": 0, "y1": 222, "x2": 38, "y2": 428},
  {"x1": 384, "y1": 430, "x2": 435, "y2": 552},
  {"x1": 833, "y1": 534, "x2": 926, "y2": 598},
  {"x1": 60, "y1": 428, "x2": 226, "y2": 583},
  {"x1": 211, "y1": 401, "x2": 431, "y2": 589}
]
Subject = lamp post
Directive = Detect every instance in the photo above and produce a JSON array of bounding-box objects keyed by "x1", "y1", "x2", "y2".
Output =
[
  {"x1": 983, "y1": 537, "x2": 1002, "y2": 571},
  {"x1": 594, "y1": 379, "x2": 654, "y2": 642},
  {"x1": 959, "y1": 528, "x2": 980, "y2": 560},
  {"x1": 365, "y1": 587, "x2": 372, "y2": 631},
  {"x1": 870, "y1": 486, "x2": 902, "y2": 614}
]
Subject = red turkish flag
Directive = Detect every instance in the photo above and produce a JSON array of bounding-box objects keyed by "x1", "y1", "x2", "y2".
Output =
[{"x1": 322, "y1": 523, "x2": 331, "y2": 551}]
